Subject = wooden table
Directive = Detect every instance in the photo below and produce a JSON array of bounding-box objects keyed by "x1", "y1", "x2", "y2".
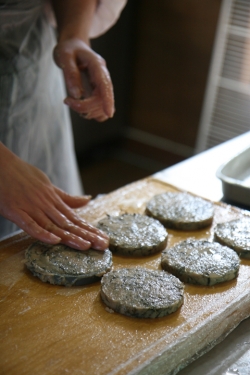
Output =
[
  {"x1": 1, "y1": 132, "x2": 250, "y2": 375},
  {"x1": 154, "y1": 131, "x2": 250, "y2": 375}
]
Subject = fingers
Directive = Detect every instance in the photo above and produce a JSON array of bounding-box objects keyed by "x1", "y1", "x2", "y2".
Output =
[
  {"x1": 47, "y1": 195, "x2": 109, "y2": 241},
  {"x1": 37, "y1": 188, "x2": 110, "y2": 250},
  {"x1": 66, "y1": 211, "x2": 109, "y2": 240},
  {"x1": 11, "y1": 184, "x2": 109, "y2": 250},
  {"x1": 77, "y1": 51, "x2": 115, "y2": 118},
  {"x1": 17, "y1": 207, "x2": 109, "y2": 251},
  {"x1": 83, "y1": 109, "x2": 107, "y2": 120},
  {"x1": 92, "y1": 65, "x2": 115, "y2": 118},
  {"x1": 15, "y1": 190, "x2": 109, "y2": 251},
  {"x1": 16, "y1": 210, "x2": 92, "y2": 250},
  {"x1": 63, "y1": 60, "x2": 83, "y2": 100},
  {"x1": 54, "y1": 188, "x2": 92, "y2": 209},
  {"x1": 54, "y1": 46, "x2": 84, "y2": 100},
  {"x1": 64, "y1": 95, "x2": 102, "y2": 114},
  {"x1": 83, "y1": 114, "x2": 108, "y2": 122},
  {"x1": 43, "y1": 206, "x2": 109, "y2": 250},
  {"x1": 14, "y1": 210, "x2": 62, "y2": 245},
  {"x1": 64, "y1": 96, "x2": 109, "y2": 122},
  {"x1": 53, "y1": 190, "x2": 109, "y2": 243}
]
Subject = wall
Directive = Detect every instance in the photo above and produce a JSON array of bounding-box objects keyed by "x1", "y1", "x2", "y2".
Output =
[
  {"x1": 125, "y1": 0, "x2": 222, "y2": 170},
  {"x1": 73, "y1": 0, "x2": 222, "y2": 172}
]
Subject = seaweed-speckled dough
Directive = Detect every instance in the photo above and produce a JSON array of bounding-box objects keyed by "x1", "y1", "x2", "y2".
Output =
[
  {"x1": 25, "y1": 242, "x2": 112, "y2": 286},
  {"x1": 214, "y1": 218, "x2": 250, "y2": 258},
  {"x1": 97, "y1": 213, "x2": 168, "y2": 256},
  {"x1": 101, "y1": 267, "x2": 184, "y2": 318},
  {"x1": 146, "y1": 192, "x2": 214, "y2": 230},
  {"x1": 161, "y1": 239, "x2": 239, "y2": 286}
]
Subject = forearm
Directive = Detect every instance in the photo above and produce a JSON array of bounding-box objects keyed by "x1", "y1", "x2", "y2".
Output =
[
  {"x1": 51, "y1": 0, "x2": 98, "y2": 44},
  {"x1": 0, "y1": 142, "x2": 17, "y2": 167}
]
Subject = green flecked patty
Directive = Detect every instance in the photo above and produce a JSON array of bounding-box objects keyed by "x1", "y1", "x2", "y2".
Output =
[
  {"x1": 101, "y1": 267, "x2": 184, "y2": 318},
  {"x1": 97, "y1": 213, "x2": 168, "y2": 256},
  {"x1": 25, "y1": 241, "x2": 112, "y2": 286},
  {"x1": 161, "y1": 239, "x2": 239, "y2": 286},
  {"x1": 146, "y1": 192, "x2": 214, "y2": 230},
  {"x1": 214, "y1": 218, "x2": 250, "y2": 258}
]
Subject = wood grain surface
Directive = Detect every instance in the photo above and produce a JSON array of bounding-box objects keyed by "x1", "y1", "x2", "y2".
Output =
[{"x1": 1, "y1": 178, "x2": 250, "y2": 375}]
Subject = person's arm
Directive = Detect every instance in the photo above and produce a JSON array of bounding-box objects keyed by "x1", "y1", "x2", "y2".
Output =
[
  {"x1": 51, "y1": 0, "x2": 115, "y2": 121},
  {"x1": 0, "y1": 143, "x2": 109, "y2": 250}
]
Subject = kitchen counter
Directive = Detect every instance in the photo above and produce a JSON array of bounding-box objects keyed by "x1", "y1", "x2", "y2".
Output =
[
  {"x1": 153, "y1": 131, "x2": 250, "y2": 375},
  {"x1": 154, "y1": 131, "x2": 250, "y2": 203},
  {"x1": 1, "y1": 132, "x2": 250, "y2": 375}
]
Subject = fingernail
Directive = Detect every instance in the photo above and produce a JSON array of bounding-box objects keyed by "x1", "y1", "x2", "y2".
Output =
[
  {"x1": 99, "y1": 231, "x2": 109, "y2": 240},
  {"x1": 97, "y1": 236, "x2": 109, "y2": 247},
  {"x1": 75, "y1": 195, "x2": 91, "y2": 201},
  {"x1": 64, "y1": 98, "x2": 70, "y2": 105},
  {"x1": 71, "y1": 87, "x2": 82, "y2": 99},
  {"x1": 88, "y1": 233, "x2": 109, "y2": 248},
  {"x1": 49, "y1": 234, "x2": 62, "y2": 243},
  {"x1": 67, "y1": 238, "x2": 91, "y2": 251},
  {"x1": 104, "y1": 105, "x2": 115, "y2": 118},
  {"x1": 97, "y1": 228, "x2": 109, "y2": 239}
]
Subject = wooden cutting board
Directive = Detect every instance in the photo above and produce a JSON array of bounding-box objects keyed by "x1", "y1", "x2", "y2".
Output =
[{"x1": 1, "y1": 178, "x2": 250, "y2": 375}]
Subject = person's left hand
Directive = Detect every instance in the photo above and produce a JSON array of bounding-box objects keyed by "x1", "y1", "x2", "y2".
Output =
[
  {"x1": 0, "y1": 144, "x2": 109, "y2": 251},
  {"x1": 53, "y1": 38, "x2": 115, "y2": 122}
]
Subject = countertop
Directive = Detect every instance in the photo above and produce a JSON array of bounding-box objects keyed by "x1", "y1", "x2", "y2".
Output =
[
  {"x1": 1, "y1": 132, "x2": 250, "y2": 375},
  {"x1": 153, "y1": 131, "x2": 250, "y2": 375},
  {"x1": 4, "y1": 179, "x2": 250, "y2": 375},
  {"x1": 154, "y1": 131, "x2": 250, "y2": 203}
]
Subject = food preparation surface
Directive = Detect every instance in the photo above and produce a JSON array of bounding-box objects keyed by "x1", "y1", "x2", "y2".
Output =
[
  {"x1": 216, "y1": 146, "x2": 250, "y2": 207},
  {"x1": 1, "y1": 178, "x2": 250, "y2": 375}
]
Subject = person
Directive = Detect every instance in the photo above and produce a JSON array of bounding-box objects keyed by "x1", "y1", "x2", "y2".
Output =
[{"x1": 0, "y1": 0, "x2": 127, "y2": 250}]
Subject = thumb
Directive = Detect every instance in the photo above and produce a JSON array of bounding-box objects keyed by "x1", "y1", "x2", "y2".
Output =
[{"x1": 53, "y1": 46, "x2": 83, "y2": 100}]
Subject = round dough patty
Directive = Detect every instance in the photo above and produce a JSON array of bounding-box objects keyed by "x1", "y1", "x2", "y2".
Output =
[
  {"x1": 101, "y1": 267, "x2": 184, "y2": 318},
  {"x1": 161, "y1": 239, "x2": 239, "y2": 286},
  {"x1": 25, "y1": 242, "x2": 112, "y2": 286},
  {"x1": 97, "y1": 213, "x2": 168, "y2": 256},
  {"x1": 214, "y1": 218, "x2": 250, "y2": 258},
  {"x1": 146, "y1": 192, "x2": 214, "y2": 230}
]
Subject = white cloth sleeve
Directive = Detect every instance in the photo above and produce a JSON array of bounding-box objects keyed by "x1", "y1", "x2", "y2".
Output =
[{"x1": 89, "y1": 0, "x2": 127, "y2": 38}]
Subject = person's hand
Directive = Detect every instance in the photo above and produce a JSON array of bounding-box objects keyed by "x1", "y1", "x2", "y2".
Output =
[
  {"x1": 0, "y1": 144, "x2": 109, "y2": 251},
  {"x1": 53, "y1": 38, "x2": 115, "y2": 122}
]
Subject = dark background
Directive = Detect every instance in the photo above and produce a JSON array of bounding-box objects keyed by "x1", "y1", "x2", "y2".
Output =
[{"x1": 72, "y1": 0, "x2": 222, "y2": 197}]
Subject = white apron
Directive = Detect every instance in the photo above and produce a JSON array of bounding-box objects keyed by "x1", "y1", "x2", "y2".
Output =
[
  {"x1": 0, "y1": 0, "x2": 83, "y2": 237},
  {"x1": 0, "y1": 0, "x2": 126, "y2": 238}
]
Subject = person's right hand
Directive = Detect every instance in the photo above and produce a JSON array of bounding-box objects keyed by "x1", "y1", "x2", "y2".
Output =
[
  {"x1": 0, "y1": 143, "x2": 109, "y2": 251},
  {"x1": 53, "y1": 38, "x2": 114, "y2": 122}
]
